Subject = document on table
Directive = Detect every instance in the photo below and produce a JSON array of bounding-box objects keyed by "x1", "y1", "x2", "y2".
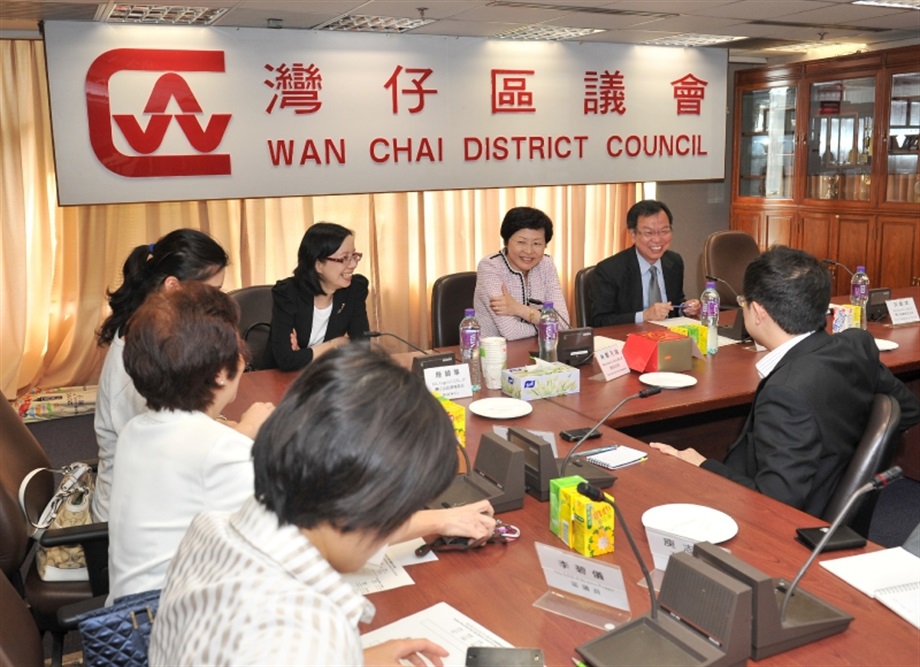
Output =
[
  {"x1": 343, "y1": 539, "x2": 436, "y2": 595},
  {"x1": 361, "y1": 601, "x2": 513, "y2": 667},
  {"x1": 820, "y1": 546, "x2": 920, "y2": 628}
]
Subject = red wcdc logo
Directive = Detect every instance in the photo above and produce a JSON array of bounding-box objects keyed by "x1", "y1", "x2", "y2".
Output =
[{"x1": 86, "y1": 49, "x2": 231, "y2": 177}]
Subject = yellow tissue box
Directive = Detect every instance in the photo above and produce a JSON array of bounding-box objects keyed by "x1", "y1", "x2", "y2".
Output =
[
  {"x1": 433, "y1": 391, "x2": 466, "y2": 449},
  {"x1": 668, "y1": 323, "x2": 708, "y2": 356},
  {"x1": 563, "y1": 486, "x2": 615, "y2": 558}
]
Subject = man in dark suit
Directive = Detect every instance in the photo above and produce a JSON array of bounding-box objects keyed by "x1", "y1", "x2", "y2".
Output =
[
  {"x1": 589, "y1": 199, "x2": 700, "y2": 326},
  {"x1": 651, "y1": 246, "x2": 919, "y2": 517}
]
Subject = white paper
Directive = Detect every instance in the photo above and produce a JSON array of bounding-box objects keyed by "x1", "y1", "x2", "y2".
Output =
[
  {"x1": 361, "y1": 602, "x2": 512, "y2": 667},
  {"x1": 596, "y1": 345, "x2": 630, "y2": 381},
  {"x1": 819, "y1": 546, "x2": 920, "y2": 598},
  {"x1": 593, "y1": 335, "x2": 624, "y2": 351},
  {"x1": 343, "y1": 554, "x2": 416, "y2": 595}
]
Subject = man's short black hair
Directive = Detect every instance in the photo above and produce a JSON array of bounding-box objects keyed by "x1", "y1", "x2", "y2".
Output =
[
  {"x1": 500, "y1": 206, "x2": 554, "y2": 244},
  {"x1": 743, "y1": 245, "x2": 831, "y2": 335},
  {"x1": 252, "y1": 346, "x2": 457, "y2": 541},
  {"x1": 626, "y1": 200, "x2": 673, "y2": 230}
]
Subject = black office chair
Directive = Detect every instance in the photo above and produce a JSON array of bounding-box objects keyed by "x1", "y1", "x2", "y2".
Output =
[
  {"x1": 573, "y1": 265, "x2": 596, "y2": 328},
  {"x1": 430, "y1": 272, "x2": 477, "y2": 348},
  {"x1": 822, "y1": 394, "x2": 902, "y2": 538},
  {"x1": 702, "y1": 231, "x2": 760, "y2": 307},
  {"x1": 228, "y1": 285, "x2": 275, "y2": 371},
  {"x1": 0, "y1": 573, "x2": 44, "y2": 667}
]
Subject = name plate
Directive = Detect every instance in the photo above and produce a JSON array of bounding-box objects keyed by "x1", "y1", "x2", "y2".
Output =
[
  {"x1": 423, "y1": 363, "x2": 473, "y2": 399},
  {"x1": 886, "y1": 297, "x2": 919, "y2": 325},
  {"x1": 596, "y1": 346, "x2": 630, "y2": 382},
  {"x1": 534, "y1": 541, "x2": 629, "y2": 611}
]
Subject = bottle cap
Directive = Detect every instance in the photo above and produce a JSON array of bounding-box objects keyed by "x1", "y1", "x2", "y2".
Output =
[
  {"x1": 464, "y1": 308, "x2": 475, "y2": 316},
  {"x1": 705, "y1": 281, "x2": 716, "y2": 289},
  {"x1": 543, "y1": 301, "x2": 553, "y2": 309},
  {"x1": 856, "y1": 266, "x2": 866, "y2": 273}
]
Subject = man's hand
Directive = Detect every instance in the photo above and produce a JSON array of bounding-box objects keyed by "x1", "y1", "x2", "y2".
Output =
[
  {"x1": 234, "y1": 401, "x2": 275, "y2": 439},
  {"x1": 643, "y1": 301, "x2": 673, "y2": 322},
  {"x1": 650, "y1": 442, "x2": 706, "y2": 467},
  {"x1": 364, "y1": 638, "x2": 448, "y2": 667}
]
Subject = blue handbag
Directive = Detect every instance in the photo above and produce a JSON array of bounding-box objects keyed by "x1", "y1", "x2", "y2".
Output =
[{"x1": 76, "y1": 589, "x2": 161, "y2": 667}]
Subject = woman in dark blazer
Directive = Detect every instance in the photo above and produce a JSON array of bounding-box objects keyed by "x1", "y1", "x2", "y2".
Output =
[{"x1": 269, "y1": 223, "x2": 369, "y2": 371}]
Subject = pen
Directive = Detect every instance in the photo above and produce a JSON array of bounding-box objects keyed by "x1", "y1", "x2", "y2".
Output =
[
  {"x1": 576, "y1": 444, "x2": 619, "y2": 458},
  {"x1": 572, "y1": 658, "x2": 589, "y2": 667}
]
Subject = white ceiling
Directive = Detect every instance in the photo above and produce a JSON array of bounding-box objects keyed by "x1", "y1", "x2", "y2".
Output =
[{"x1": 1, "y1": 1, "x2": 918, "y2": 63}]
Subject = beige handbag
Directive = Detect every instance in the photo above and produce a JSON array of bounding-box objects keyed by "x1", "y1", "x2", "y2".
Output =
[{"x1": 18, "y1": 462, "x2": 95, "y2": 581}]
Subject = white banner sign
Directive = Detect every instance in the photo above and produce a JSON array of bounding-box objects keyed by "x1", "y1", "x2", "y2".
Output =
[{"x1": 43, "y1": 21, "x2": 727, "y2": 205}]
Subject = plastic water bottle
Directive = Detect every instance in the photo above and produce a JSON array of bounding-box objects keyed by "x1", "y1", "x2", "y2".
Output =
[
  {"x1": 700, "y1": 281, "x2": 721, "y2": 356},
  {"x1": 850, "y1": 266, "x2": 870, "y2": 330},
  {"x1": 538, "y1": 302, "x2": 560, "y2": 362},
  {"x1": 459, "y1": 309, "x2": 482, "y2": 391}
]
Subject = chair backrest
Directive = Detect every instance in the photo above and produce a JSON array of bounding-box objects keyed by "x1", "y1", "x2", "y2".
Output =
[
  {"x1": 0, "y1": 573, "x2": 44, "y2": 667},
  {"x1": 702, "y1": 231, "x2": 760, "y2": 306},
  {"x1": 822, "y1": 394, "x2": 902, "y2": 537},
  {"x1": 430, "y1": 272, "x2": 477, "y2": 348},
  {"x1": 228, "y1": 285, "x2": 275, "y2": 371},
  {"x1": 0, "y1": 396, "x2": 52, "y2": 579},
  {"x1": 574, "y1": 265, "x2": 596, "y2": 328}
]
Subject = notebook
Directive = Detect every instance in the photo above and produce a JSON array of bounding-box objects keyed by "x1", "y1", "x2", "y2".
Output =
[
  {"x1": 819, "y1": 546, "x2": 920, "y2": 628},
  {"x1": 585, "y1": 444, "x2": 648, "y2": 470}
]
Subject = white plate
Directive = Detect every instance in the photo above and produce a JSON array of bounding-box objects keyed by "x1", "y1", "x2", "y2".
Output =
[
  {"x1": 638, "y1": 372, "x2": 698, "y2": 389},
  {"x1": 642, "y1": 503, "x2": 739, "y2": 544},
  {"x1": 468, "y1": 397, "x2": 533, "y2": 419},
  {"x1": 875, "y1": 338, "x2": 899, "y2": 352}
]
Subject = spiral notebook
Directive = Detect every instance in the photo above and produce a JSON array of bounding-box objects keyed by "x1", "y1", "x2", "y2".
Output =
[
  {"x1": 820, "y1": 546, "x2": 920, "y2": 628},
  {"x1": 585, "y1": 445, "x2": 648, "y2": 470}
]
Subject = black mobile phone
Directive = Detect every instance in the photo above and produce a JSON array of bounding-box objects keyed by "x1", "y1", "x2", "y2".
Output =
[{"x1": 560, "y1": 427, "x2": 602, "y2": 442}]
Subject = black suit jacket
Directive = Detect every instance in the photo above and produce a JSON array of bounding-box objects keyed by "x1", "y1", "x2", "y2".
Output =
[
  {"x1": 589, "y1": 247, "x2": 686, "y2": 326},
  {"x1": 268, "y1": 275, "x2": 370, "y2": 371},
  {"x1": 701, "y1": 328, "x2": 920, "y2": 518}
]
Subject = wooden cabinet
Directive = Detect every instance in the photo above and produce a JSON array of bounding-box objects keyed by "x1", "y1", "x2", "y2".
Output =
[{"x1": 731, "y1": 46, "x2": 920, "y2": 290}]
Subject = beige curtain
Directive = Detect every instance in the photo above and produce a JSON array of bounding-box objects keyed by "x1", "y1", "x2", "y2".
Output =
[{"x1": 1, "y1": 39, "x2": 639, "y2": 398}]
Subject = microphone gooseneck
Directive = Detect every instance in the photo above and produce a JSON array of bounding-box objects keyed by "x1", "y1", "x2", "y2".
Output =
[
  {"x1": 705, "y1": 274, "x2": 740, "y2": 300},
  {"x1": 577, "y1": 482, "x2": 659, "y2": 620},
  {"x1": 780, "y1": 466, "x2": 903, "y2": 622},
  {"x1": 558, "y1": 387, "x2": 662, "y2": 477},
  {"x1": 364, "y1": 330, "x2": 431, "y2": 356},
  {"x1": 821, "y1": 258, "x2": 855, "y2": 278}
]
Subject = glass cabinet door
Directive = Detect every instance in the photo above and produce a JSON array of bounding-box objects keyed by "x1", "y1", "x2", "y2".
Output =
[
  {"x1": 806, "y1": 76, "x2": 875, "y2": 201},
  {"x1": 885, "y1": 71, "x2": 920, "y2": 204},
  {"x1": 738, "y1": 86, "x2": 796, "y2": 199}
]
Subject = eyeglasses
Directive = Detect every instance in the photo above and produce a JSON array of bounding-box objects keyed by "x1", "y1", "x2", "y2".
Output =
[
  {"x1": 324, "y1": 252, "x2": 363, "y2": 265},
  {"x1": 736, "y1": 295, "x2": 748, "y2": 308},
  {"x1": 632, "y1": 227, "x2": 673, "y2": 240}
]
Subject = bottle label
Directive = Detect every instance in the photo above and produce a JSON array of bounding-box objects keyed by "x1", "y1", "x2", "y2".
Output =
[
  {"x1": 539, "y1": 322, "x2": 558, "y2": 341},
  {"x1": 460, "y1": 329, "x2": 480, "y2": 348},
  {"x1": 851, "y1": 284, "x2": 868, "y2": 300}
]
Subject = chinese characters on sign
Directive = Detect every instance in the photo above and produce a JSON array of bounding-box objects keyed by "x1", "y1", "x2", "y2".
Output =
[{"x1": 264, "y1": 62, "x2": 323, "y2": 114}]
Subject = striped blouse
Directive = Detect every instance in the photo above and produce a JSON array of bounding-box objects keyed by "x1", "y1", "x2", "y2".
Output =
[{"x1": 149, "y1": 497, "x2": 375, "y2": 666}]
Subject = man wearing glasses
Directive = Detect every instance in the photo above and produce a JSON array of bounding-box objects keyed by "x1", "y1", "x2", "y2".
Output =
[{"x1": 589, "y1": 199, "x2": 700, "y2": 326}]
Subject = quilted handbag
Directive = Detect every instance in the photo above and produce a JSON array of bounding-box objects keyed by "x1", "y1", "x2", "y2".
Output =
[{"x1": 77, "y1": 589, "x2": 161, "y2": 667}]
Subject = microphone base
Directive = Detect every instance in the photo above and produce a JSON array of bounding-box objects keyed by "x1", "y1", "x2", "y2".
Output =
[{"x1": 410, "y1": 351, "x2": 457, "y2": 376}]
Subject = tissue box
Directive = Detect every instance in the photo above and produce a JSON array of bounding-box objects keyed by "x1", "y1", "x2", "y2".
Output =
[
  {"x1": 433, "y1": 391, "x2": 466, "y2": 449},
  {"x1": 501, "y1": 362, "x2": 580, "y2": 401},
  {"x1": 831, "y1": 304, "x2": 862, "y2": 333},
  {"x1": 622, "y1": 331, "x2": 692, "y2": 373},
  {"x1": 668, "y1": 323, "x2": 708, "y2": 356},
  {"x1": 562, "y1": 485, "x2": 615, "y2": 557},
  {"x1": 550, "y1": 475, "x2": 584, "y2": 543}
]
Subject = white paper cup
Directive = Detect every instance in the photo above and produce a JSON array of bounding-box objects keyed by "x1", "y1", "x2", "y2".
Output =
[{"x1": 482, "y1": 361, "x2": 506, "y2": 390}]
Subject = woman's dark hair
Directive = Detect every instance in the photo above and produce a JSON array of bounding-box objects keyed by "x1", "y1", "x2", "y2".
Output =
[
  {"x1": 500, "y1": 206, "x2": 554, "y2": 245},
  {"x1": 292, "y1": 222, "x2": 355, "y2": 296},
  {"x1": 743, "y1": 245, "x2": 831, "y2": 334},
  {"x1": 253, "y1": 346, "x2": 457, "y2": 541},
  {"x1": 123, "y1": 282, "x2": 244, "y2": 413},
  {"x1": 97, "y1": 229, "x2": 228, "y2": 345},
  {"x1": 626, "y1": 200, "x2": 673, "y2": 230}
]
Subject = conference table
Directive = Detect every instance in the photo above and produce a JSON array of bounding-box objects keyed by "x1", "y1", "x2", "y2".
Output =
[{"x1": 223, "y1": 293, "x2": 920, "y2": 666}]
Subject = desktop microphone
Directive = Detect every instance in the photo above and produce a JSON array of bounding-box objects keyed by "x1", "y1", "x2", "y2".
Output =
[
  {"x1": 705, "y1": 274, "x2": 740, "y2": 300},
  {"x1": 822, "y1": 258, "x2": 854, "y2": 278},
  {"x1": 780, "y1": 466, "x2": 903, "y2": 622},
  {"x1": 558, "y1": 387, "x2": 661, "y2": 477},
  {"x1": 577, "y1": 482, "x2": 658, "y2": 620},
  {"x1": 365, "y1": 330, "x2": 433, "y2": 355}
]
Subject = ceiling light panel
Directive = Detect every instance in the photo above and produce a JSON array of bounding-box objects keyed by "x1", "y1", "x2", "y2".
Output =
[
  {"x1": 642, "y1": 34, "x2": 748, "y2": 47},
  {"x1": 315, "y1": 14, "x2": 435, "y2": 33},
  {"x1": 103, "y1": 4, "x2": 228, "y2": 25},
  {"x1": 493, "y1": 25, "x2": 606, "y2": 40},
  {"x1": 852, "y1": 0, "x2": 920, "y2": 8}
]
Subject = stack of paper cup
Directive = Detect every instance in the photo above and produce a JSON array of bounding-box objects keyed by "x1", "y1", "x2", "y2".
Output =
[{"x1": 480, "y1": 336, "x2": 508, "y2": 390}]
